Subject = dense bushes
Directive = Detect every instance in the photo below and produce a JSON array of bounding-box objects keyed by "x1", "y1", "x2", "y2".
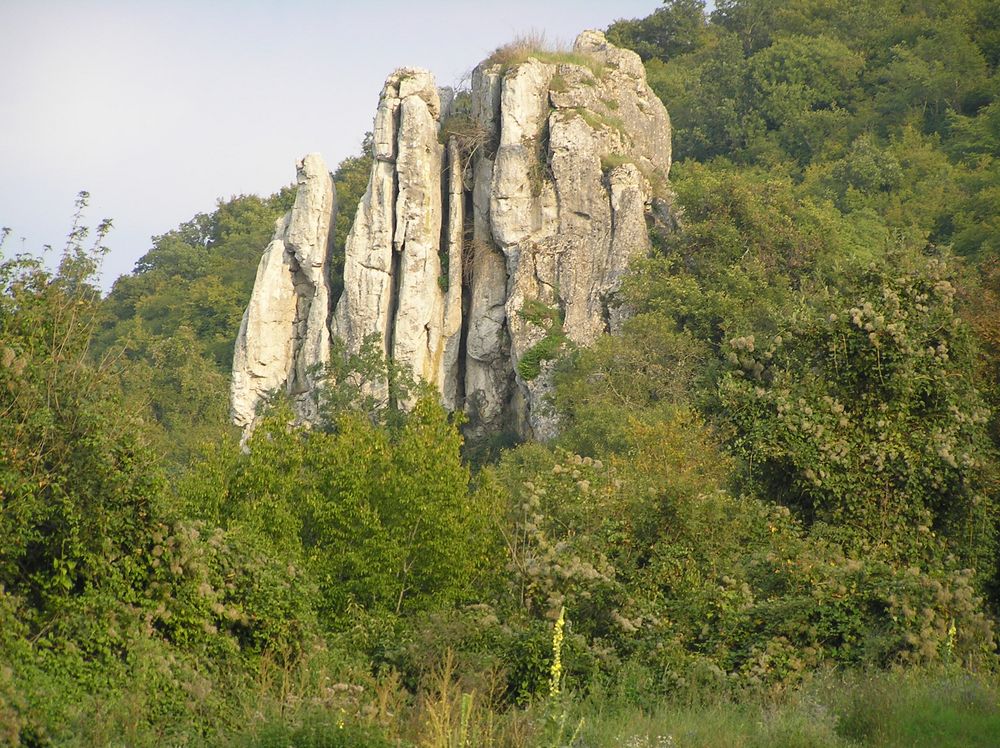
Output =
[{"x1": 180, "y1": 397, "x2": 500, "y2": 628}]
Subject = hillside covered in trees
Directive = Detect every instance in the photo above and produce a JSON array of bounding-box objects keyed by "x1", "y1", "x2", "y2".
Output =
[{"x1": 3, "y1": 1, "x2": 1000, "y2": 745}]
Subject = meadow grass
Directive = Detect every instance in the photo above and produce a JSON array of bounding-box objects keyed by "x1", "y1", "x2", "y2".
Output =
[
  {"x1": 225, "y1": 666, "x2": 1000, "y2": 747},
  {"x1": 573, "y1": 668, "x2": 1000, "y2": 748}
]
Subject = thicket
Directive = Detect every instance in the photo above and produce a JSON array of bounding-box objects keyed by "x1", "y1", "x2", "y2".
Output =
[{"x1": 3, "y1": 0, "x2": 1000, "y2": 744}]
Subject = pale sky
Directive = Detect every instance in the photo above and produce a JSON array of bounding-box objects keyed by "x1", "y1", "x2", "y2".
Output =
[{"x1": 0, "y1": 0, "x2": 661, "y2": 289}]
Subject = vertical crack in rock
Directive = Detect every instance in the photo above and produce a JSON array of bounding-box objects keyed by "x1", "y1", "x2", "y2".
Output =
[
  {"x1": 463, "y1": 64, "x2": 512, "y2": 435},
  {"x1": 440, "y1": 137, "x2": 465, "y2": 410},
  {"x1": 234, "y1": 30, "x2": 674, "y2": 442},
  {"x1": 455, "y1": 180, "x2": 475, "y2": 408},
  {"x1": 332, "y1": 69, "x2": 446, "y2": 407}
]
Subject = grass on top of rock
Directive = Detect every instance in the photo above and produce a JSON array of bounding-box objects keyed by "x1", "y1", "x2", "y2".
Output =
[
  {"x1": 600, "y1": 152, "x2": 634, "y2": 174},
  {"x1": 599, "y1": 152, "x2": 670, "y2": 199},
  {"x1": 516, "y1": 300, "x2": 568, "y2": 381},
  {"x1": 549, "y1": 73, "x2": 569, "y2": 93},
  {"x1": 565, "y1": 106, "x2": 627, "y2": 140},
  {"x1": 485, "y1": 33, "x2": 605, "y2": 78}
]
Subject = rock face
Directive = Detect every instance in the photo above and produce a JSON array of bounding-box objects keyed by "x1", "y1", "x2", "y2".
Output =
[
  {"x1": 231, "y1": 153, "x2": 336, "y2": 431},
  {"x1": 233, "y1": 31, "x2": 672, "y2": 439},
  {"x1": 331, "y1": 69, "x2": 455, "y2": 407}
]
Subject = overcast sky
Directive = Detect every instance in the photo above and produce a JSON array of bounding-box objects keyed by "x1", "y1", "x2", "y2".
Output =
[{"x1": 1, "y1": 0, "x2": 661, "y2": 289}]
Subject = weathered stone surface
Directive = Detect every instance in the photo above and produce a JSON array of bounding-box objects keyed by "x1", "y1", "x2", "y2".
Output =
[
  {"x1": 332, "y1": 69, "x2": 447, "y2": 406},
  {"x1": 287, "y1": 153, "x2": 337, "y2": 413},
  {"x1": 465, "y1": 155, "x2": 511, "y2": 432},
  {"x1": 231, "y1": 215, "x2": 296, "y2": 431},
  {"x1": 230, "y1": 153, "x2": 335, "y2": 433},
  {"x1": 333, "y1": 73, "x2": 404, "y2": 362},
  {"x1": 478, "y1": 30, "x2": 672, "y2": 439},
  {"x1": 390, "y1": 72, "x2": 446, "y2": 396},
  {"x1": 235, "y1": 30, "x2": 674, "y2": 442}
]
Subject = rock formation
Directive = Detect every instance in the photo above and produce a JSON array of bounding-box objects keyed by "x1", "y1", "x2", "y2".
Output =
[
  {"x1": 230, "y1": 153, "x2": 336, "y2": 430},
  {"x1": 232, "y1": 31, "x2": 672, "y2": 440}
]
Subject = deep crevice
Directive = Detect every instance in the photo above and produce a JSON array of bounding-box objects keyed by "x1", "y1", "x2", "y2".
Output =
[
  {"x1": 385, "y1": 116, "x2": 403, "y2": 388},
  {"x1": 456, "y1": 185, "x2": 475, "y2": 406},
  {"x1": 439, "y1": 139, "x2": 453, "y2": 289},
  {"x1": 322, "y1": 184, "x2": 338, "y2": 338}
]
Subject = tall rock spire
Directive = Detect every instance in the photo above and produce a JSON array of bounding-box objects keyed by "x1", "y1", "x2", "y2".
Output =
[
  {"x1": 230, "y1": 153, "x2": 336, "y2": 432},
  {"x1": 233, "y1": 31, "x2": 674, "y2": 440}
]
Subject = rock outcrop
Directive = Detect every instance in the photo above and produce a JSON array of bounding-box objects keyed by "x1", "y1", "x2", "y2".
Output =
[
  {"x1": 233, "y1": 31, "x2": 672, "y2": 440},
  {"x1": 231, "y1": 153, "x2": 336, "y2": 431}
]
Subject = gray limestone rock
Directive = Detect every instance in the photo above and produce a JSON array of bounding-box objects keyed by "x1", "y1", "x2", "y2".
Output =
[
  {"x1": 234, "y1": 30, "x2": 674, "y2": 442},
  {"x1": 230, "y1": 153, "x2": 335, "y2": 434},
  {"x1": 332, "y1": 69, "x2": 447, "y2": 406}
]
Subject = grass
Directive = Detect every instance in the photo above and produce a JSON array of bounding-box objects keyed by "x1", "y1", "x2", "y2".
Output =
[
  {"x1": 524, "y1": 125, "x2": 551, "y2": 197},
  {"x1": 549, "y1": 73, "x2": 569, "y2": 93},
  {"x1": 574, "y1": 668, "x2": 1000, "y2": 748},
  {"x1": 516, "y1": 301, "x2": 567, "y2": 381},
  {"x1": 485, "y1": 33, "x2": 605, "y2": 77},
  {"x1": 565, "y1": 107, "x2": 627, "y2": 140},
  {"x1": 600, "y1": 153, "x2": 633, "y2": 174},
  {"x1": 33, "y1": 650, "x2": 999, "y2": 747},
  {"x1": 599, "y1": 151, "x2": 672, "y2": 201},
  {"x1": 231, "y1": 666, "x2": 999, "y2": 747}
]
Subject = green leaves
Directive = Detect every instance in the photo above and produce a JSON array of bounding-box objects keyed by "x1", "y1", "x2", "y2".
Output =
[
  {"x1": 182, "y1": 394, "x2": 498, "y2": 629},
  {"x1": 0, "y1": 240, "x2": 164, "y2": 616},
  {"x1": 720, "y1": 261, "x2": 996, "y2": 572}
]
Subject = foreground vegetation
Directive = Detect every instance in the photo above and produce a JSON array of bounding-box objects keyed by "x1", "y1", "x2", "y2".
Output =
[{"x1": 3, "y1": 0, "x2": 1000, "y2": 744}]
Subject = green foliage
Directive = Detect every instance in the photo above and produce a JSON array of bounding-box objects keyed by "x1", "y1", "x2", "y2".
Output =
[
  {"x1": 607, "y1": 1, "x2": 710, "y2": 62},
  {"x1": 99, "y1": 190, "x2": 294, "y2": 370},
  {"x1": 492, "y1": 422, "x2": 995, "y2": 694},
  {"x1": 747, "y1": 34, "x2": 862, "y2": 163},
  {"x1": 634, "y1": 0, "x2": 996, "y2": 169},
  {"x1": 516, "y1": 301, "x2": 568, "y2": 381},
  {"x1": 317, "y1": 334, "x2": 417, "y2": 427},
  {"x1": 0, "y1": 214, "x2": 321, "y2": 744},
  {"x1": 234, "y1": 709, "x2": 393, "y2": 748},
  {"x1": 0, "y1": 211, "x2": 162, "y2": 618},
  {"x1": 182, "y1": 395, "x2": 500, "y2": 628},
  {"x1": 721, "y1": 262, "x2": 996, "y2": 567},
  {"x1": 6, "y1": 2, "x2": 1000, "y2": 739}
]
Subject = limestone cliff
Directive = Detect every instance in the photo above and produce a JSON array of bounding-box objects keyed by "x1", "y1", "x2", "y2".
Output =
[
  {"x1": 230, "y1": 153, "x2": 336, "y2": 430},
  {"x1": 232, "y1": 31, "x2": 672, "y2": 439}
]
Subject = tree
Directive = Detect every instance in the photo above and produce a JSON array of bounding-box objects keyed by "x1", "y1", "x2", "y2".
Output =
[
  {"x1": 720, "y1": 260, "x2": 997, "y2": 574},
  {"x1": 607, "y1": 0, "x2": 710, "y2": 61},
  {"x1": 0, "y1": 196, "x2": 162, "y2": 615},
  {"x1": 182, "y1": 394, "x2": 500, "y2": 628}
]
